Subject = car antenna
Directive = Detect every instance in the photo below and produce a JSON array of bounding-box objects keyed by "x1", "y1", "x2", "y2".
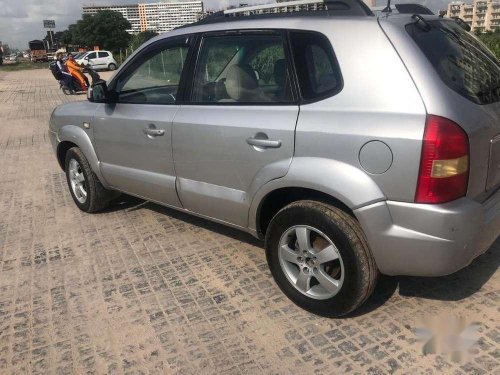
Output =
[{"x1": 382, "y1": 0, "x2": 392, "y2": 13}]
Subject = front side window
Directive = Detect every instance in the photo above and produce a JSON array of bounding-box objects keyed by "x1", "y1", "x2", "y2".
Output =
[
  {"x1": 115, "y1": 43, "x2": 188, "y2": 104},
  {"x1": 290, "y1": 31, "x2": 342, "y2": 101},
  {"x1": 191, "y1": 33, "x2": 293, "y2": 104},
  {"x1": 86, "y1": 52, "x2": 97, "y2": 60}
]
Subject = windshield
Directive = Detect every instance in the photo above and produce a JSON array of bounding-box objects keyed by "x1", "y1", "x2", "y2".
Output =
[{"x1": 407, "y1": 19, "x2": 500, "y2": 105}]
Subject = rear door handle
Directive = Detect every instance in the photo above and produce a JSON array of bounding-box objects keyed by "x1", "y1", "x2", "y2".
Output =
[
  {"x1": 143, "y1": 128, "x2": 165, "y2": 137},
  {"x1": 246, "y1": 137, "x2": 281, "y2": 149}
]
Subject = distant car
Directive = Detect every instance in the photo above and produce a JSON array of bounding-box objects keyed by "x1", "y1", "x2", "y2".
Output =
[
  {"x1": 75, "y1": 50, "x2": 117, "y2": 71},
  {"x1": 9, "y1": 54, "x2": 17, "y2": 62}
]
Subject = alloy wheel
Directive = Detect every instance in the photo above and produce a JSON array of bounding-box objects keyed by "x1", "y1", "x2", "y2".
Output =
[
  {"x1": 278, "y1": 225, "x2": 345, "y2": 300},
  {"x1": 68, "y1": 159, "x2": 87, "y2": 204}
]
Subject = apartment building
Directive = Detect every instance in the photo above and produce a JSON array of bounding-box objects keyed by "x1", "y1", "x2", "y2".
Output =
[
  {"x1": 446, "y1": 0, "x2": 500, "y2": 32},
  {"x1": 83, "y1": 0, "x2": 203, "y2": 34}
]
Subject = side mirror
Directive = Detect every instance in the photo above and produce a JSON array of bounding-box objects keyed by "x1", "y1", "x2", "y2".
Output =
[{"x1": 87, "y1": 80, "x2": 109, "y2": 103}]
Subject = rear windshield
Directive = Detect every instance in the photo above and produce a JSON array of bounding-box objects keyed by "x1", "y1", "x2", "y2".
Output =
[{"x1": 406, "y1": 19, "x2": 500, "y2": 105}]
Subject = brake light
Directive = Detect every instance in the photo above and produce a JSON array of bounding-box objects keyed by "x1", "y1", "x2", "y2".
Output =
[{"x1": 415, "y1": 115, "x2": 469, "y2": 204}]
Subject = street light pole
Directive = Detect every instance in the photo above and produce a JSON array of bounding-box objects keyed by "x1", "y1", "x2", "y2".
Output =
[{"x1": 49, "y1": 28, "x2": 54, "y2": 49}]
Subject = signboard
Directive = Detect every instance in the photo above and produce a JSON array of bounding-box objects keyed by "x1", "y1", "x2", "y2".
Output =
[{"x1": 43, "y1": 20, "x2": 55, "y2": 28}]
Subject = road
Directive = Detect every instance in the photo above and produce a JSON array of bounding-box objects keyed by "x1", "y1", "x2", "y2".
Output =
[{"x1": 0, "y1": 68, "x2": 498, "y2": 374}]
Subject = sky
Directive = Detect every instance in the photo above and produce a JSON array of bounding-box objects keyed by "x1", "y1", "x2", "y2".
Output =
[{"x1": 0, "y1": 0, "x2": 456, "y2": 50}]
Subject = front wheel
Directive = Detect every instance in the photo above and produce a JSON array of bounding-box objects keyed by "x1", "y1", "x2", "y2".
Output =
[
  {"x1": 65, "y1": 147, "x2": 119, "y2": 213},
  {"x1": 265, "y1": 201, "x2": 378, "y2": 317}
]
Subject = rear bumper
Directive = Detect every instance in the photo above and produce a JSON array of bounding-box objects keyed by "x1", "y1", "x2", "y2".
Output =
[{"x1": 354, "y1": 189, "x2": 500, "y2": 276}]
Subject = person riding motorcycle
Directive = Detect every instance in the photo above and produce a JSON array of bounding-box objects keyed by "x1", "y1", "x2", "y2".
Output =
[
  {"x1": 66, "y1": 53, "x2": 89, "y2": 92},
  {"x1": 55, "y1": 52, "x2": 76, "y2": 91}
]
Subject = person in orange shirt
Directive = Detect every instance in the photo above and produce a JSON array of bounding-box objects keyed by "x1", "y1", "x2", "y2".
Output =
[{"x1": 66, "y1": 54, "x2": 88, "y2": 92}]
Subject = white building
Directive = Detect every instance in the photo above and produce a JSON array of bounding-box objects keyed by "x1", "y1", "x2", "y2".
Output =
[
  {"x1": 446, "y1": 0, "x2": 500, "y2": 32},
  {"x1": 83, "y1": 0, "x2": 204, "y2": 34}
]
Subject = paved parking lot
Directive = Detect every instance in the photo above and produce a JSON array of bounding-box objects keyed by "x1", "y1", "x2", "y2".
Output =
[{"x1": 0, "y1": 68, "x2": 498, "y2": 374}]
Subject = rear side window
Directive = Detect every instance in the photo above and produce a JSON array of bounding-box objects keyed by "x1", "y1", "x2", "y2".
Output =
[
  {"x1": 191, "y1": 33, "x2": 294, "y2": 104},
  {"x1": 98, "y1": 52, "x2": 109, "y2": 58},
  {"x1": 289, "y1": 31, "x2": 342, "y2": 101},
  {"x1": 407, "y1": 20, "x2": 500, "y2": 105}
]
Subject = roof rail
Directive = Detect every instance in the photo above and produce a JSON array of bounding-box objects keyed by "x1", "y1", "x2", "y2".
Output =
[
  {"x1": 224, "y1": 0, "x2": 329, "y2": 16},
  {"x1": 185, "y1": 0, "x2": 373, "y2": 28},
  {"x1": 372, "y1": 3, "x2": 434, "y2": 16}
]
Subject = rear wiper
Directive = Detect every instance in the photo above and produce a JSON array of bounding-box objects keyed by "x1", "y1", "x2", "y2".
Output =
[
  {"x1": 412, "y1": 14, "x2": 431, "y2": 32},
  {"x1": 451, "y1": 17, "x2": 472, "y2": 32}
]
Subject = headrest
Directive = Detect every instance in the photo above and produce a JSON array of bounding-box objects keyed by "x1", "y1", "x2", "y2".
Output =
[{"x1": 225, "y1": 64, "x2": 259, "y2": 101}]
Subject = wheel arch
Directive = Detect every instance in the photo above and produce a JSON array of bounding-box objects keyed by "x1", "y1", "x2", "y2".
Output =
[
  {"x1": 248, "y1": 157, "x2": 386, "y2": 237},
  {"x1": 56, "y1": 125, "x2": 109, "y2": 188}
]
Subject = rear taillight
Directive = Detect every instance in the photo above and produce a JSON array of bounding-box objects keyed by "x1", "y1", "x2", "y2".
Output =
[{"x1": 415, "y1": 115, "x2": 469, "y2": 204}]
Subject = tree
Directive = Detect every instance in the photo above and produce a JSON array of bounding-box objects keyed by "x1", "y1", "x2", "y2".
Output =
[
  {"x1": 476, "y1": 29, "x2": 500, "y2": 59},
  {"x1": 130, "y1": 30, "x2": 159, "y2": 51},
  {"x1": 59, "y1": 10, "x2": 131, "y2": 53},
  {"x1": 89, "y1": 10, "x2": 132, "y2": 52}
]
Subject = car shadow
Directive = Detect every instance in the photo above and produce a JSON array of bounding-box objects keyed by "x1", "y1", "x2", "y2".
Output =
[
  {"x1": 102, "y1": 194, "x2": 261, "y2": 246},
  {"x1": 104, "y1": 195, "x2": 499, "y2": 317}
]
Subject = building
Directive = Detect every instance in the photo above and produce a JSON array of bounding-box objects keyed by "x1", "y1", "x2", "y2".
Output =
[
  {"x1": 446, "y1": 0, "x2": 500, "y2": 32},
  {"x1": 83, "y1": 0, "x2": 203, "y2": 34}
]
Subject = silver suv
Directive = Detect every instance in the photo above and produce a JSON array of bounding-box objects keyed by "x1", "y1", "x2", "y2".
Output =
[{"x1": 49, "y1": 0, "x2": 500, "y2": 317}]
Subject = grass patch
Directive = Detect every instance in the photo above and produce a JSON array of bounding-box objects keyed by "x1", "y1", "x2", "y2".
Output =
[{"x1": 0, "y1": 61, "x2": 51, "y2": 72}]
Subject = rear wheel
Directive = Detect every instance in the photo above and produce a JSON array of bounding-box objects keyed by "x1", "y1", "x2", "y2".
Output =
[
  {"x1": 108, "y1": 63, "x2": 117, "y2": 71},
  {"x1": 61, "y1": 86, "x2": 73, "y2": 95},
  {"x1": 65, "y1": 147, "x2": 119, "y2": 213},
  {"x1": 265, "y1": 201, "x2": 378, "y2": 317}
]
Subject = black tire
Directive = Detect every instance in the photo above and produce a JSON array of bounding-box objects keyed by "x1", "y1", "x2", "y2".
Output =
[
  {"x1": 61, "y1": 87, "x2": 73, "y2": 95},
  {"x1": 108, "y1": 63, "x2": 117, "y2": 71},
  {"x1": 64, "y1": 147, "x2": 119, "y2": 213},
  {"x1": 265, "y1": 200, "x2": 378, "y2": 317}
]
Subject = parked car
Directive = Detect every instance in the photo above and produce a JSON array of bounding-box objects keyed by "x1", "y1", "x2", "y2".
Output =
[
  {"x1": 9, "y1": 54, "x2": 17, "y2": 62},
  {"x1": 48, "y1": 0, "x2": 500, "y2": 317},
  {"x1": 75, "y1": 50, "x2": 117, "y2": 71}
]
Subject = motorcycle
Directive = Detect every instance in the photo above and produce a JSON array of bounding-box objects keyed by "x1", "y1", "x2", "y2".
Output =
[{"x1": 49, "y1": 61, "x2": 102, "y2": 95}]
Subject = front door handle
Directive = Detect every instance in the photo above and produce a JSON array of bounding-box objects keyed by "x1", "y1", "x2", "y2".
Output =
[
  {"x1": 143, "y1": 127, "x2": 165, "y2": 137},
  {"x1": 246, "y1": 137, "x2": 281, "y2": 149}
]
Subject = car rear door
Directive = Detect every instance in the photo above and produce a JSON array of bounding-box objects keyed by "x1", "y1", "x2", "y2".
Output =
[
  {"x1": 97, "y1": 51, "x2": 110, "y2": 68},
  {"x1": 92, "y1": 36, "x2": 192, "y2": 206},
  {"x1": 172, "y1": 31, "x2": 299, "y2": 227}
]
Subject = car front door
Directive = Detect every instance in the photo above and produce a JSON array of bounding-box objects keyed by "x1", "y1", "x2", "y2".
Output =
[
  {"x1": 172, "y1": 31, "x2": 299, "y2": 227},
  {"x1": 92, "y1": 36, "x2": 191, "y2": 206},
  {"x1": 85, "y1": 51, "x2": 97, "y2": 67}
]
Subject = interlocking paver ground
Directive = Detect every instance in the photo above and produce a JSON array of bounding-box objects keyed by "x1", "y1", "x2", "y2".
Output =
[{"x1": 0, "y1": 68, "x2": 498, "y2": 375}]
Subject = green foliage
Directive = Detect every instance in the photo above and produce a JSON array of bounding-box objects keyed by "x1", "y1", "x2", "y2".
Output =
[
  {"x1": 476, "y1": 29, "x2": 500, "y2": 59},
  {"x1": 250, "y1": 45, "x2": 284, "y2": 84},
  {"x1": 130, "y1": 31, "x2": 159, "y2": 52},
  {"x1": 60, "y1": 10, "x2": 132, "y2": 53}
]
